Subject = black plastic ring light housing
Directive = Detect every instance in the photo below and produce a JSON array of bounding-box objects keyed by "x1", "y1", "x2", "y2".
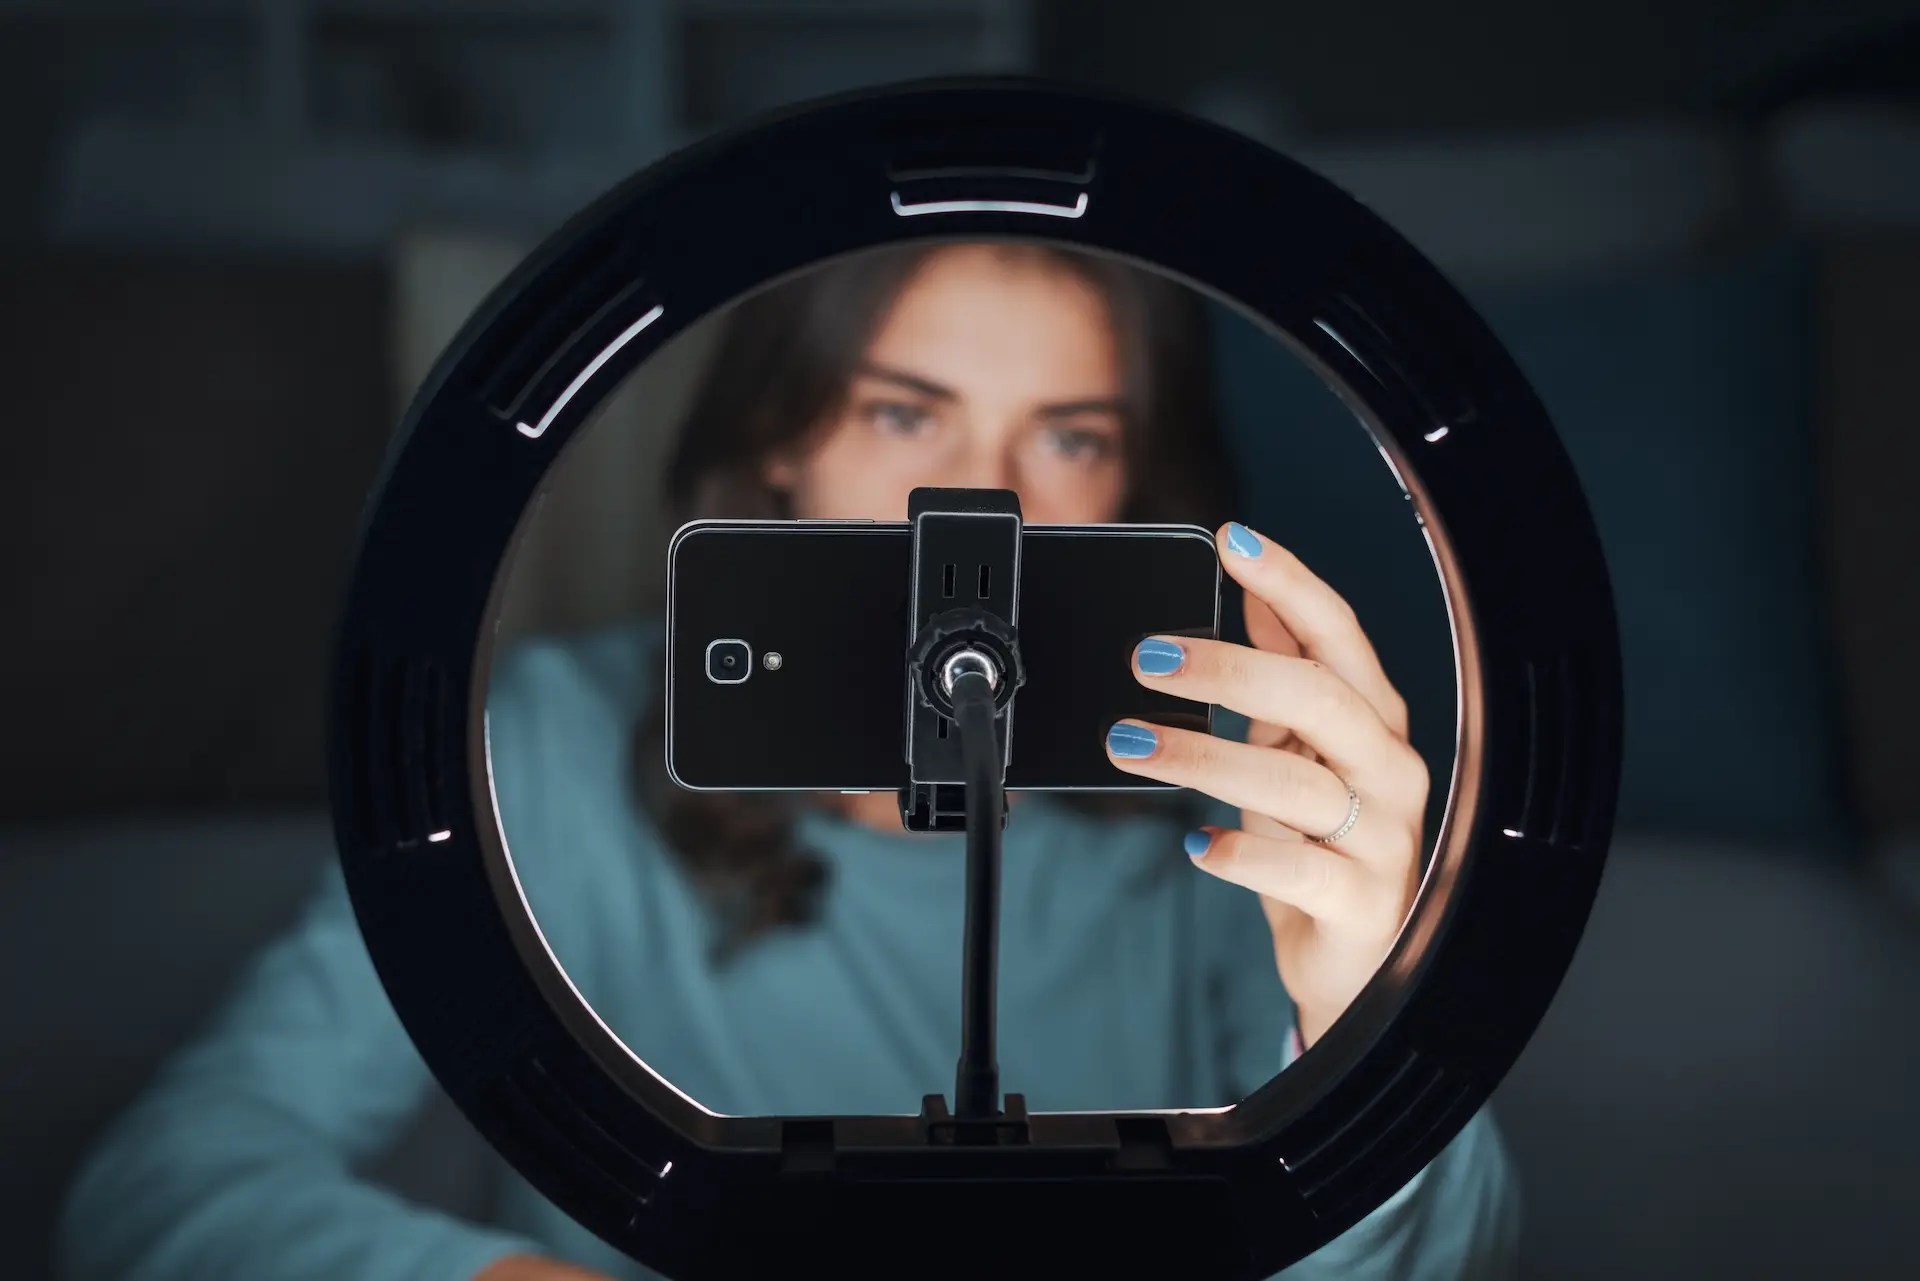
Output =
[{"x1": 332, "y1": 78, "x2": 1622, "y2": 1281}]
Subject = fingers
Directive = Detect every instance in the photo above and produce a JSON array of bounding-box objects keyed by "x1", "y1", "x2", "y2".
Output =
[
  {"x1": 1183, "y1": 825, "x2": 1368, "y2": 921},
  {"x1": 1129, "y1": 634, "x2": 1426, "y2": 805},
  {"x1": 1219, "y1": 523, "x2": 1409, "y2": 738},
  {"x1": 1240, "y1": 594, "x2": 1304, "y2": 749},
  {"x1": 1105, "y1": 721, "x2": 1401, "y2": 861},
  {"x1": 1243, "y1": 591, "x2": 1301, "y2": 658}
]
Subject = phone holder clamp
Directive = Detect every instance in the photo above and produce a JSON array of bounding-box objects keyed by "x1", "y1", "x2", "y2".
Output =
[
  {"x1": 898, "y1": 487, "x2": 1026, "y2": 835},
  {"x1": 906, "y1": 607, "x2": 1026, "y2": 720}
]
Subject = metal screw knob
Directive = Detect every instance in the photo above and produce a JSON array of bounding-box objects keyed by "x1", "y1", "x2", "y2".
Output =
[{"x1": 938, "y1": 646, "x2": 1000, "y2": 697}]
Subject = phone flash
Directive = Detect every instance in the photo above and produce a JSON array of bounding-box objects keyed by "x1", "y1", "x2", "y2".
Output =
[{"x1": 763, "y1": 651, "x2": 784, "y2": 671}]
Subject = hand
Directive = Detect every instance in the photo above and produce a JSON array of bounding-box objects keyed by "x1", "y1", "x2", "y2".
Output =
[
  {"x1": 474, "y1": 1254, "x2": 619, "y2": 1281},
  {"x1": 1105, "y1": 521, "x2": 1428, "y2": 1050}
]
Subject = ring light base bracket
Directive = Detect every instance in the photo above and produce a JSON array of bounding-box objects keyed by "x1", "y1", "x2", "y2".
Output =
[{"x1": 918, "y1": 1090, "x2": 1031, "y2": 1144}]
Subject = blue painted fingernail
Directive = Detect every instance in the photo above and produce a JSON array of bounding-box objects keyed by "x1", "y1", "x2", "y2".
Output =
[
  {"x1": 1134, "y1": 638, "x2": 1186, "y2": 676},
  {"x1": 1106, "y1": 722, "x2": 1158, "y2": 759},
  {"x1": 1225, "y1": 522, "x2": 1263, "y2": 558},
  {"x1": 1183, "y1": 829, "x2": 1213, "y2": 859}
]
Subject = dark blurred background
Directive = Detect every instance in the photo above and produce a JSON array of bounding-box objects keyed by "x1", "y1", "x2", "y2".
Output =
[{"x1": 4, "y1": 3, "x2": 1920, "y2": 1280}]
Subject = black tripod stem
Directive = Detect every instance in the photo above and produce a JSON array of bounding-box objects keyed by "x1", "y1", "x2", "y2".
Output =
[
  {"x1": 950, "y1": 669, "x2": 1004, "y2": 1120},
  {"x1": 899, "y1": 486, "x2": 1022, "y2": 1122}
]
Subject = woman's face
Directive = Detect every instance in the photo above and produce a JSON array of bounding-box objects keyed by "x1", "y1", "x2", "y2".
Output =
[{"x1": 766, "y1": 244, "x2": 1130, "y2": 524}]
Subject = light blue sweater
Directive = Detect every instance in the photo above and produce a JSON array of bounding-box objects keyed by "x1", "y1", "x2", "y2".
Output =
[{"x1": 59, "y1": 620, "x2": 1518, "y2": 1281}]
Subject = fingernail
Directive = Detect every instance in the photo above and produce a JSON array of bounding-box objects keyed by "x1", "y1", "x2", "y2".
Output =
[
  {"x1": 1106, "y1": 722, "x2": 1159, "y2": 759},
  {"x1": 1134, "y1": 638, "x2": 1186, "y2": 676},
  {"x1": 1225, "y1": 522, "x2": 1263, "y2": 558},
  {"x1": 1183, "y1": 829, "x2": 1213, "y2": 859}
]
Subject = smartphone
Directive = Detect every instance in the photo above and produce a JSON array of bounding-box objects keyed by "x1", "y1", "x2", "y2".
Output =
[{"x1": 665, "y1": 521, "x2": 1220, "y2": 792}]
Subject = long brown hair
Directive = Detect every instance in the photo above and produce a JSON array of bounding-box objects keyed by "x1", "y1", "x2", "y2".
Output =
[{"x1": 635, "y1": 240, "x2": 1239, "y2": 957}]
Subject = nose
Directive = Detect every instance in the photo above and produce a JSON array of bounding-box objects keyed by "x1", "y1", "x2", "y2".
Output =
[{"x1": 950, "y1": 441, "x2": 1016, "y2": 494}]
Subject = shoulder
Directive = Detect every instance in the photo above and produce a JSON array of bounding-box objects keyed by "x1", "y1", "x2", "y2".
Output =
[
  {"x1": 483, "y1": 616, "x2": 667, "y2": 878},
  {"x1": 487, "y1": 615, "x2": 663, "y2": 736}
]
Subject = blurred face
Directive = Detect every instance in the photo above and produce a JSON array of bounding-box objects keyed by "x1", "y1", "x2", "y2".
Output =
[{"x1": 765, "y1": 244, "x2": 1130, "y2": 523}]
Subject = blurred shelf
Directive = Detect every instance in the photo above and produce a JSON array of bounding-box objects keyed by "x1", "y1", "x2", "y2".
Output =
[
  {"x1": 35, "y1": 0, "x2": 1031, "y2": 256},
  {"x1": 1289, "y1": 121, "x2": 1750, "y2": 283},
  {"x1": 0, "y1": 0, "x2": 1024, "y2": 23},
  {"x1": 1766, "y1": 103, "x2": 1920, "y2": 230},
  {"x1": 47, "y1": 120, "x2": 667, "y2": 257}
]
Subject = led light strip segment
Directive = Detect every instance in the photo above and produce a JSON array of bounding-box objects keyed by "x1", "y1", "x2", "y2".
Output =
[
  {"x1": 890, "y1": 190, "x2": 1090, "y2": 219},
  {"x1": 516, "y1": 303, "x2": 666, "y2": 440}
]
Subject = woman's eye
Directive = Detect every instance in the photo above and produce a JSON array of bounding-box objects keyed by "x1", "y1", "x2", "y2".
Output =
[
  {"x1": 866, "y1": 401, "x2": 934, "y2": 436},
  {"x1": 1042, "y1": 425, "x2": 1117, "y2": 460}
]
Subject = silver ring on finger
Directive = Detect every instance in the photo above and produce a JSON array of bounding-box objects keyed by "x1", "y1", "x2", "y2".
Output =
[{"x1": 1306, "y1": 778, "x2": 1361, "y2": 845}]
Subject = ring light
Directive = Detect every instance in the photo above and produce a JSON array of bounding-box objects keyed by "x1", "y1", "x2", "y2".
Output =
[{"x1": 331, "y1": 78, "x2": 1622, "y2": 1281}]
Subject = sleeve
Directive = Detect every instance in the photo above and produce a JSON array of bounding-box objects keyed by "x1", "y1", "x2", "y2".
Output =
[
  {"x1": 1201, "y1": 861, "x2": 1296, "y2": 1101},
  {"x1": 1197, "y1": 776, "x2": 1522, "y2": 1281},
  {"x1": 54, "y1": 865, "x2": 544, "y2": 1281}
]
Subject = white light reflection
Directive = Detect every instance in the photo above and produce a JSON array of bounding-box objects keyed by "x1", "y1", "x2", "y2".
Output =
[
  {"x1": 516, "y1": 304, "x2": 666, "y2": 440},
  {"x1": 1424, "y1": 425, "x2": 1451, "y2": 443},
  {"x1": 482, "y1": 709, "x2": 714, "y2": 1116},
  {"x1": 1312, "y1": 319, "x2": 1370, "y2": 374},
  {"x1": 428, "y1": 830, "x2": 452, "y2": 843},
  {"x1": 890, "y1": 191, "x2": 1089, "y2": 219},
  {"x1": 1502, "y1": 828, "x2": 1524, "y2": 839}
]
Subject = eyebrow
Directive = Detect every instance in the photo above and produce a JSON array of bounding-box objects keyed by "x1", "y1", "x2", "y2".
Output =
[
  {"x1": 852, "y1": 362, "x2": 955, "y2": 401},
  {"x1": 853, "y1": 362, "x2": 1124, "y2": 419},
  {"x1": 1037, "y1": 398, "x2": 1126, "y2": 419}
]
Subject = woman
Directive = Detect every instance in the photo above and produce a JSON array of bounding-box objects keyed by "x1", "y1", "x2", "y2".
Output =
[{"x1": 59, "y1": 242, "x2": 1518, "y2": 1281}]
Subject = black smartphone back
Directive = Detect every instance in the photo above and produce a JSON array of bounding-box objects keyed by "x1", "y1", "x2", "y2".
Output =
[{"x1": 665, "y1": 521, "x2": 1219, "y2": 792}]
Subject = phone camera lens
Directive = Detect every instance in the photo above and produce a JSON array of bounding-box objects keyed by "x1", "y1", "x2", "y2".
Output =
[{"x1": 706, "y1": 639, "x2": 751, "y2": 684}]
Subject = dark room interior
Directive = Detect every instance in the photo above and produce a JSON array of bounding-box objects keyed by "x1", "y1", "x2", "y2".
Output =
[{"x1": 3, "y1": 4, "x2": 1919, "y2": 1280}]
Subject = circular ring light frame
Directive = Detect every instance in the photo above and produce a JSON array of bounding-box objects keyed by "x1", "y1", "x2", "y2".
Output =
[{"x1": 333, "y1": 78, "x2": 1622, "y2": 1281}]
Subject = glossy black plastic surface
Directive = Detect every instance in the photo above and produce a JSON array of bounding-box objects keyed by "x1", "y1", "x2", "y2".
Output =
[
  {"x1": 904, "y1": 487, "x2": 1025, "y2": 785},
  {"x1": 330, "y1": 78, "x2": 1623, "y2": 1281},
  {"x1": 665, "y1": 522, "x2": 1218, "y2": 792}
]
